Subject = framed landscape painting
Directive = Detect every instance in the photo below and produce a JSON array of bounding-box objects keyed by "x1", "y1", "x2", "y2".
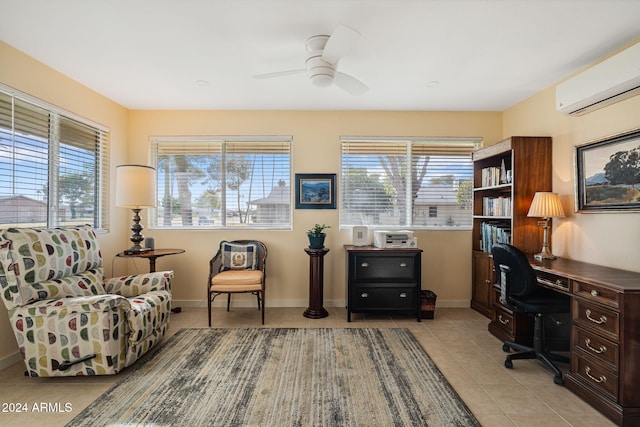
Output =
[
  {"x1": 575, "y1": 129, "x2": 640, "y2": 212},
  {"x1": 295, "y1": 173, "x2": 336, "y2": 209}
]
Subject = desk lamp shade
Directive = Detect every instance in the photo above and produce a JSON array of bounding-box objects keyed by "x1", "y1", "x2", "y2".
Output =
[
  {"x1": 116, "y1": 165, "x2": 156, "y2": 254},
  {"x1": 527, "y1": 192, "x2": 565, "y2": 260}
]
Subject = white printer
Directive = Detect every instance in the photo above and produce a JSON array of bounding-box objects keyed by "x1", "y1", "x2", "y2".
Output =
[{"x1": 373, "y1": 230, "x2": 417, "y2": 248}]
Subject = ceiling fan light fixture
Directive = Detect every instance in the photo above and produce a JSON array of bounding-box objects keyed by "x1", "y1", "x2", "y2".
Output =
[{"x1": 310, "y1": 73, "x2": 334, "y2": 87}]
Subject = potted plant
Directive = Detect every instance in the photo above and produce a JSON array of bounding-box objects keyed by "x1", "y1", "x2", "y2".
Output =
[{"x1": 307, "y1": 224, "x2": 331, "y2": 249}]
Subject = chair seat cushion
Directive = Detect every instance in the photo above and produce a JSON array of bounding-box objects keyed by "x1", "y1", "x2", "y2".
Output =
[
  {"x1": 210, "y1": 269, "x2": 263, "y2": 292},
  {"x1": 510, "y1": 287, "x2": 570, "y2": 314}
]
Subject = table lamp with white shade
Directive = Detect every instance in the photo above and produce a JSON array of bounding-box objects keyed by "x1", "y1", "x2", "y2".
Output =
[
  {"x1": 527, "y1": 192, "x2": 565, "y2": 260},
  {"x1": 115, "y1": 164, "x2": 156, "y2": 254}
]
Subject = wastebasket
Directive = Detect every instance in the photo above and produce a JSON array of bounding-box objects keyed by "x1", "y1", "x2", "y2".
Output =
[{"x1": 420, "y1": 290, "x2": 437, "y2": 319}]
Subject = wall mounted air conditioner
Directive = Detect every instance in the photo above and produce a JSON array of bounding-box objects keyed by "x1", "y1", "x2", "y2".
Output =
[{"x1": 556, "y1": 42, "x2": 640, "y2": 116}]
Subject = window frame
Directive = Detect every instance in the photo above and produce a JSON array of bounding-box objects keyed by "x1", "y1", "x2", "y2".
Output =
[
  {"x1": 150, "y1": 135, "x2": 293, "y2": 230},
  {"x1": 0, "y1": 84, "x2": 110, "y2": 231},
  {"x1": 339, "y1": 136, "x2": 481, "y2": 231}
]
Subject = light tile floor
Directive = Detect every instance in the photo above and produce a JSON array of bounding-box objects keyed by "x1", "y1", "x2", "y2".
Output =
[{"x1": 0, "y1": 307, "x2": 616, "y2": 427}]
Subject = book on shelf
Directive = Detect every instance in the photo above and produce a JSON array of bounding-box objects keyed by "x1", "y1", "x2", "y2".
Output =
[
  {"x1": 482, "y1": 196, "x2": 512, "y2": 216},
  {"x1": 480, "y1": 165, "x2": 510, "y2": 187},
  {"x1": 479, "y1": 221, "x2": 511, "y2": 253},
  {"x1": 480, "y1": 167, "x2": 501, "y2": 187}
]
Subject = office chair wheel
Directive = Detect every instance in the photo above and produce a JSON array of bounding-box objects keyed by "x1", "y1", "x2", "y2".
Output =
[
  {"x1": 505, "y1": 359, "x2": 513, "y2": 369},
  {"x1": 502, "y1": 344, "x2": 511, "y2": 352}
]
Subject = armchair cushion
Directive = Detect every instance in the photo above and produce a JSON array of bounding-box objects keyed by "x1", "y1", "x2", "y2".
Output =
[
  {"x1": 219, "y1": 240, "x2": 259, "y2": 271},
  {"x1": 0, "y1": 226, "x2": 103, "y2": 308}
]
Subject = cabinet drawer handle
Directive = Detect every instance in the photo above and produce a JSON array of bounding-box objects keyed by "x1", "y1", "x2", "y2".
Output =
[
  {"x1": 399, "y1": 293, "x2": 407, "y2": 298},
  {"x1": 498, "y1": 315, "x2": 510, "y2": 325},
  {"x1": 590, "y1": 290, "x2": 599, "y2": 297},
  {"x1": 399, "y1": 262, "x2": 407, "y2": 267},
  {"x1": 556, "y1": 279, "x2": 563, "y2": 286},
  {"x1": 584, "y1": 338, "x2": 607, "y2": 354},
  {"x1": 585, "y1": 309, "x2": 607, "y2": 325},
  {"x1": 485, "y1": 279, "x2": 491, "y2": 284},
  {"x1": 361, "y1": 262, "x2": 369, "y2": 268},
  {"x1": 585, "y1": 366, "x2": 606, "y2": 384},
  {"x1": 361, "y1": 293, "x2": 368, "y2": 298}
]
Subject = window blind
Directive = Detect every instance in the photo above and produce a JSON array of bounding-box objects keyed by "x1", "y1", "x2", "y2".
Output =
[
  {"x1": 340, "y1": 137, "x2": 480, "y2": 229},
  {"x1": 0, "y1": 86, "x2": 109, "y2": 229},
  {"x1": 151, "y1": 136, "x2": 292, "y2": 229}
]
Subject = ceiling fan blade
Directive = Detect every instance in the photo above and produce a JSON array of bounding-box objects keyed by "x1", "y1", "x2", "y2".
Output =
[
  {"x1": 334, "y1": 72, "x2": 368, "y2": 96},
  {"x1": 253, "y1": 69, "x2": 305, "y2": 79},
  {"x1": 322, "y1": 25, "x2": 360, "y2": 64}
]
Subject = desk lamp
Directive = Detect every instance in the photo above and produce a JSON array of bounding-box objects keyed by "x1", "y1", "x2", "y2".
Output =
[
  {"x1": 527, "y1": 192, "x2": 565, "y2": 260},
  {"x1": 116, "y1": 164, "x2": 156, "y2": 254}
]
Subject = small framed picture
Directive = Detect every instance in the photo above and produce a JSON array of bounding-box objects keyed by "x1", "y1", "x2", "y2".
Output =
[
  {"x1": 295, "y1": 173, "x2": 336, "y2": 209},
  {"x1": 575, "y1": 128, "x2": 640, "y2": 212}
]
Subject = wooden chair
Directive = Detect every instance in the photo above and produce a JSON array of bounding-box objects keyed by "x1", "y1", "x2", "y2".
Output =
[{"x1": 207, "y1": 240, "x2": 267, "y2": 325}]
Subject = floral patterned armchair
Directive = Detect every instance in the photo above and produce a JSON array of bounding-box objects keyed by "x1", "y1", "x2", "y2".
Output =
[{"x1": 0, "y1": 225, "x2": 173, "y2": 376}]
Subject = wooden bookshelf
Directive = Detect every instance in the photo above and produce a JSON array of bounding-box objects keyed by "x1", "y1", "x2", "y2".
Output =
[{"x1": 470, "y1": 136, "x2": 552, "y2": 317}]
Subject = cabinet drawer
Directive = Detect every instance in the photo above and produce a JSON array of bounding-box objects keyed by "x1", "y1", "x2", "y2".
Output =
[
  {"x1": 351, "y1": 255, "x2": 416, "y2": 282},
  {"x1": 572, "y1": 280, "x2": 620, "y2": 309},
  {"x1": 572, "y1": 326, "x2": 618, "y2": 369},
  {"x1": 493, "y1": 304, "x2": 515, "y2": 335},
  {"x1": 572, "y1": 351, "x2": 618, "y2": 401},
  {"x1": 351, "y1": 286, "x2": 416, "y2": 311},
  {"x1": 572, "y1": 299, "x2": 619, "y2": 341}
]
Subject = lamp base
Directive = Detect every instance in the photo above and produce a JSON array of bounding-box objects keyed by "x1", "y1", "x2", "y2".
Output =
[
  {"x1": 534, "y1": 252, "x2": 557, "y2": 261},
  {"x1": 124, "y1": 247, "x2": 152, "y2": 255}
]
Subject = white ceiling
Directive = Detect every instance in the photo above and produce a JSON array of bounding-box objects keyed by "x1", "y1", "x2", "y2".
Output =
[{"x1": 2, "y1": 0, "x2": 640, "y2": 111}]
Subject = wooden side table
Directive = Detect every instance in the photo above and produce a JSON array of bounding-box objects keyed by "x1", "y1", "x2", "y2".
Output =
[
  {"x1": 303, "y1": 247, "x2": 329, "y2": 319},
  {"x1": 116, "y1": 248, "x2": 185, "y2": 313},
  {"x1": 115, "y1": 248, "x2": 185, "y2": 273}
]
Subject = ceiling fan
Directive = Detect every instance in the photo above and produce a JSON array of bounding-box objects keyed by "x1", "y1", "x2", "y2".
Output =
[{"x1": 253, "y1": 25, "x2": 369, "y2": 96}]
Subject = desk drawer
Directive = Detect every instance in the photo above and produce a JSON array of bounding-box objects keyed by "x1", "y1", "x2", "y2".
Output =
[
  {"x1": 573, "y1": 326, "x2": 618, "y2": 369},
  {"x1": 351, "y1": 255, "x2": 416, "y2": 282},
  {"x1": 537, "y1": 270, "x2": 569, "y2": 292},
  {"x1": 572, "y1": 351, "x2": 618, "y2": 401},
  {"x1": 351, "y1": 286, "x2": 416, "y2": 311},
  {"x1": 572, "y1": 280, "x2": 620, "y2": 309},
  {"x1": 572, "y1": 299, "x2": 619, "y2": 341}
]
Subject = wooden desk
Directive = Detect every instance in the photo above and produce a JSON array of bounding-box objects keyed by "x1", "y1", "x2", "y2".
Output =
[{"x1": 489, "y1": 256, "x2": 640, "y2": 426}]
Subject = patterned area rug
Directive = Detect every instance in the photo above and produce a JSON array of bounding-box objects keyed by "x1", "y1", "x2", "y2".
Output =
[{"x1": 67, "y1": 328, "x2": 480, "y2": 426}]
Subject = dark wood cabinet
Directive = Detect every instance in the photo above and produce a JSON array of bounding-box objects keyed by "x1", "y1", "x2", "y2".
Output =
[
  {"x1": 344, "y1": 246, "x2": 422, "y2": 322},
  {"x1": 471, "y1": 136, "x2": 552, "y2": 317},
  {"x1": 471, "y1": 251, "x2": 494, "y2": 317}
]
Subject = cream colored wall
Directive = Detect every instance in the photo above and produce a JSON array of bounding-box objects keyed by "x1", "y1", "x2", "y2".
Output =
[
  {"x1": 503, "y1": 85, "x2": 640, "y2": 273},
  {"x1": 0, "y1": 42, "x2": 130, "y2": 365},
  {"x1": 128, "y1": 110, "x2": 503, "y2": 310}
]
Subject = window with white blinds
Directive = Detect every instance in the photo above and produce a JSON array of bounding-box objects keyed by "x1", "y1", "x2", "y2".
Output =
[
  {"x1": 0, "y1": 86, "x2": 110, "y2": 230},
  {"x1": 151, "y1": 136, "x2": 292, "y2": 229},
  {"x1": 340, "y1": 137, "x2": 480, "y2": 229}
]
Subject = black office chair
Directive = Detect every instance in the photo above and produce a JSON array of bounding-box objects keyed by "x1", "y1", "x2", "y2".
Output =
[{"x1": 491, "y1": 244, "x2": 570, "y2": 385}]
